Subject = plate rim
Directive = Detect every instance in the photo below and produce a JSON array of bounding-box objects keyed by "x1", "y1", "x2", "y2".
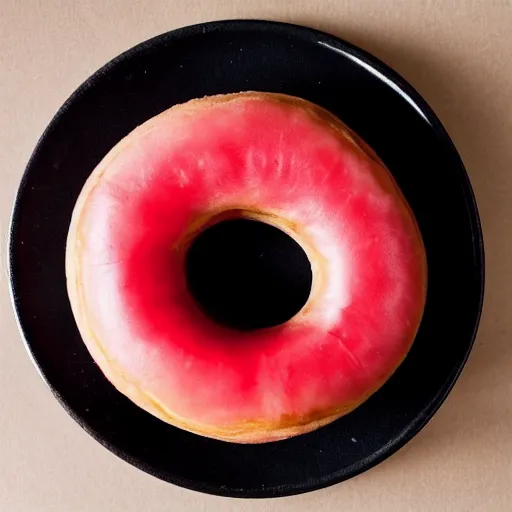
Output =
[{"x1": 8, "y1": 19, "x2": 485, "y2": 498}]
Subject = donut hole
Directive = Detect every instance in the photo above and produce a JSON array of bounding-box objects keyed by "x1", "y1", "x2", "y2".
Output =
[{"x1": 185, "y1": 218, "x2": 313, "y2": 331}]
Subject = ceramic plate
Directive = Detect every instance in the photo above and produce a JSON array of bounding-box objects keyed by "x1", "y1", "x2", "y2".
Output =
[{"x1": 9, "y1": 20, "x2": 484, "y2": 497}]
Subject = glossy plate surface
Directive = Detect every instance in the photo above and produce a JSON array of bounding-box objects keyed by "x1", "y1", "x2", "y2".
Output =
[{"x1": 9, "y1": 20, "x2": 484, "y2": 498}]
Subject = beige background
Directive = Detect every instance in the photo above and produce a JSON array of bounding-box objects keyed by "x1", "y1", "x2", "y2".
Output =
[{"x1": 1, "y1": 1, "x2": 511, "y2": 510}]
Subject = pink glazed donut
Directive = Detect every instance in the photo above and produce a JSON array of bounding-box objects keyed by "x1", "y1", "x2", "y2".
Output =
[{"x1": 66, "y1": 92, "x2": 427, "y2": 443}]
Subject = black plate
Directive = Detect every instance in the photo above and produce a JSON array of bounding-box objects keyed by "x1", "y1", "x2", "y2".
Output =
[{"x1": 9, "y1": 20, "x2": 484, "y2": 498}]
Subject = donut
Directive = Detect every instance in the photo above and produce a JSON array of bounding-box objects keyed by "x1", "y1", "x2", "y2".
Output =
[{"x1": 66, "y1": 92, "x2": 427, "y2": 443}]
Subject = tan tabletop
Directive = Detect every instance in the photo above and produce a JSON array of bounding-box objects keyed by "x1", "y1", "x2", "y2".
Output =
[{"x1": 1, "y1": 1, "x2": 511, "y2": 510}]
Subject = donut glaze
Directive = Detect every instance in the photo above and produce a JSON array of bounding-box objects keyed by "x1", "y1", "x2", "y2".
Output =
[{"x1": 66, "y1": 92, "x2": 426, "y2": 443}]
